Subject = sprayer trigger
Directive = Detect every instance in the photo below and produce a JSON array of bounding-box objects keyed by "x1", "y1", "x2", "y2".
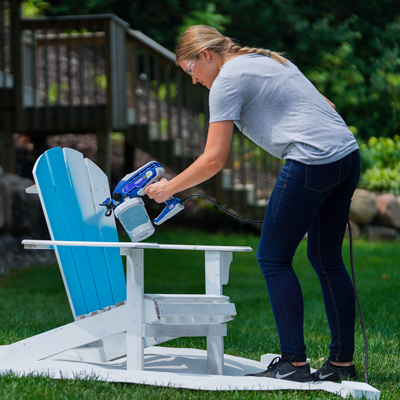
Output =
[{"x1": 154, "y1": 197, "x2": 184, "y2": 225}]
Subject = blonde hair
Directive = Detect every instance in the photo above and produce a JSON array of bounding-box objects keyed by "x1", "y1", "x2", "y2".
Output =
[{"x1": 176, "y1": 25, "x2": 287, "y2": 65}]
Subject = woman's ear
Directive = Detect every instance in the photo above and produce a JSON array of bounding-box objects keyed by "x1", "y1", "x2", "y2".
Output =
[{"x1": 201, "y1": 49, "x2": 212, "y2": 62}]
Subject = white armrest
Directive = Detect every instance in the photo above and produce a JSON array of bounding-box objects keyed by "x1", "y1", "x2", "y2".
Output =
[
  {"x1": 22, "y1": 239, "x2": 253, "y2": 253},
  {"x1": 25, "y1": 184, "x2": 38, "y2": 194}
]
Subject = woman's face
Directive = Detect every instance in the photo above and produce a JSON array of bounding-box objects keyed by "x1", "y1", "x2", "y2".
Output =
[{"x1": 179, "y1": 51, "x2": 220, "y2": 90}]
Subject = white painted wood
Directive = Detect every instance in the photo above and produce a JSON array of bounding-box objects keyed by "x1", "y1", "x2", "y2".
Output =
[
  {"x1": 25, "y1": 184, "x2": 38, "y2": 194},
  {"x1": 155, "y1": 302, "x2": 236, "y2": 317},
  {"x1": 71, "y1": 334, "x2": 180, "y2": 363},
  {"x1": 0, "y1": 345, "x2": 381, "y2": 397},
  {"x1": 100, "y1": 333, "x2": 126, "y2": 361},
  {"x1": 85, "y1": 157, "x2": 115, "y2": 233},
  {"x1": 145, "y1": 294, "x2": 230, "y2": 303},
  {"x1": 157, "y1": 314, "x2": 234, "y2": 325},
  {"x1": 126, "y1": 248, "x2": 144, "y2": 371},
  {"x1": 6, "y1": 305, "x2": 126, "y2": 363},
  {"x1": 203, "y1": 251, "x2": 235, "y2": 375},
  {"x1": 23, "y1": 239, "x2": 252, "y2": 253},
  {"x1": 57, "y1": 346, "x2": 107, "y2": 363},
  {"x1": 341, "y1": 381, "x2": 380, "y2": 400},
  {"x1": 207, "y1": 336, "x2": 224, "y2": 375},
  {"x1": 205, "y1": 251, "x2": 223, "y2": 295},
  {"x1": 0, "y1": 345, "x2": 9, "y2": 362},
  {"x1": 142, "y1": 324, "x2": 227, "y2": 338},
  {"x1": 220, "y1": 252, "x2": 233, "y2": 285},
  {"x1": 144, "y1": 336, "x2": 176, "y2": 347},
  {"x1": 143, "y1": 298, "x2": 159, "y2": 323}
]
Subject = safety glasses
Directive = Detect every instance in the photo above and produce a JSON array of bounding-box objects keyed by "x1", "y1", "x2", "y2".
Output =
[{"x1": 185, "y1": 57, "x2": 197, "y2": 76}]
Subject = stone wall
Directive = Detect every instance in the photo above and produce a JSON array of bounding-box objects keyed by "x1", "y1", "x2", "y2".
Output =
[
  {"x1": 349, "y1": 189, "x2": 400, "y2": 240},
  {"x1": 0, "y1": 173, "x2": 54, "y2": 276}
]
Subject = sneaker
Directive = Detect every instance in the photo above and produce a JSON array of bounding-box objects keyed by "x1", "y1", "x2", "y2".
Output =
[
  {"x1": 246, "y1": 356, "x2": 313, "y2": 382},
  {"x1": 312, "y1": 360, "x2": 356, "y2": 382}
]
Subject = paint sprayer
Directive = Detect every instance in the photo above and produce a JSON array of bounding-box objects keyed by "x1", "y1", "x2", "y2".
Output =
[{"x1": 100, "y1": 161, "x2": 185, "y2": 242}]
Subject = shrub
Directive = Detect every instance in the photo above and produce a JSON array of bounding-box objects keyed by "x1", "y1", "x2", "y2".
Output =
[{"x1": 359, "y1": 135, "x2": 400, "y2": 195}]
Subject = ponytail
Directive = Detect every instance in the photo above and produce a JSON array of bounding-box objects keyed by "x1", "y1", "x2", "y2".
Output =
[
  {"x1": 176, "y1": 25, "x2": 287, "y2": 65},
  {"x1": 228, "y1": 45, "x2": 287, "y2": 64}
]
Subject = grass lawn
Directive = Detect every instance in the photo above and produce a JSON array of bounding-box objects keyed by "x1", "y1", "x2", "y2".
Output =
[{"x1": 0, "y1": 227, "x2": 399, "y2": 399}]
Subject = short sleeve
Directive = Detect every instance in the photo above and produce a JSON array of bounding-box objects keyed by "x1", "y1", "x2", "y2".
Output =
[{"x1": 209, "y1": 77, "x2": 243, "y2": 123}]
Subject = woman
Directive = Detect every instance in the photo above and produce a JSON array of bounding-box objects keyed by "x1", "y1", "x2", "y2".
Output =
[{"x1": 145, "y1": 25, "x2": 360, "y2": 383}]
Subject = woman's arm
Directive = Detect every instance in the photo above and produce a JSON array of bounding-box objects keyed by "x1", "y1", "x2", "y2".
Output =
[
  {"x1": 322, "y1": 94, "x2": 336, "y2": 109},
  {"x1": 145, "y1": 120, "x2": 234, "y2": 203}
]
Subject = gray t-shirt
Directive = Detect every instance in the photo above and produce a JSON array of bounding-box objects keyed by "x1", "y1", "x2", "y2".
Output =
[{"x1": 209, "y1": 53, "x2": 359, "y2": 164}]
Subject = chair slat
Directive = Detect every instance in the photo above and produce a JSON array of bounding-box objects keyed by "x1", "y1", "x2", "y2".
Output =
[
  {"x1": 62, "y1": 148, "x2": 117, "y2": 309},
  {"x1": 85, "y1": 157, "x2": 126, "y2": 304},
  {"x1": 33, "y1": 147, "x2": 96, "y2": 316}
]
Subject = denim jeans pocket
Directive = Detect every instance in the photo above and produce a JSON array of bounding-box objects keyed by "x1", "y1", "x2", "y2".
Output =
[{"x1": 305, "y1": 160, "x2": 341, "y2": 193}]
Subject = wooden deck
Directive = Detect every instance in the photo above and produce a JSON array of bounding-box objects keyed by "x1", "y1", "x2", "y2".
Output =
[{"x1": 0, "y1": 0, "x2": 281, "y2": 222}]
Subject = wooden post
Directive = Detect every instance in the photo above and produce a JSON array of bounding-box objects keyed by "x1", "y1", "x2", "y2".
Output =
[
  {"x1": 0, "y1": 0, "x2": 23, "y2": 173},
  {"x1": 97, "y1": 127, "x2": 112, "y2": 179},
  {"x1": 0, "y1": 118, "x2": 15, "y2": 173},
  {"x1": 124, "y1": 128, "x2": 135, "y2": 173}
]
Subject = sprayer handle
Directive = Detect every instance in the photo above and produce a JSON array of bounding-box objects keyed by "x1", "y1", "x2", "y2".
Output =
[{"x1": 154, "y1": 197, "x2": 184, "y2": 225}]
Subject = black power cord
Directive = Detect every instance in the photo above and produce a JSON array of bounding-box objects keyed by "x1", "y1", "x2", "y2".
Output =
[
  {"x1": 182, "y1": 194, "x2": 368, "y2": 383},
  {"x1": 181, "y1": 194, "x2": 264, "y2": 224},
  {"x1": 348, "y1": 219, "x2": 369, "y2": 384}
]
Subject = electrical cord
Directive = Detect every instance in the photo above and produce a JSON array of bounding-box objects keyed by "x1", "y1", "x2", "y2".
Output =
[
  {"x1": 182, "y1": 194, "x2": 368, "y2": 383},
  {"x1": 348, "y1": 219, "x2": 369, "y2": 384},
  {"x1": 181, "y1": 194, "x2": 264, "y2": 224}
]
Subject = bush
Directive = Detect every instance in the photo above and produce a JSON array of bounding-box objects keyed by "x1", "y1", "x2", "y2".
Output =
[{"x1": 359, "y1": 135, "x2": 400, "y2": 195}]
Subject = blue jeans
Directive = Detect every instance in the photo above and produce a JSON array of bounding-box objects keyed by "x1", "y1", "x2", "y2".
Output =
[{"x1": 256, "y1": 149, "x2": 360, "y2": 363}]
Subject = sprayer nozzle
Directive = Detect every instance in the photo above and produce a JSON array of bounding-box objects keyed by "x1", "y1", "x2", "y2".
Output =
[{"x1": 100, "y1": 197, "x2": 116, "y2": 217}]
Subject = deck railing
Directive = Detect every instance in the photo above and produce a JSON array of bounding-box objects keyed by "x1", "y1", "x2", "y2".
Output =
[
  {"x1": 16, "y1": 14, "x2": 128, "y2": 133},
  {"x1": 0, "y1": 1, "x2": 282, "y2": 221},
  {"x1": 0, "y1": 0, "x2": 11, "y2": 91}
]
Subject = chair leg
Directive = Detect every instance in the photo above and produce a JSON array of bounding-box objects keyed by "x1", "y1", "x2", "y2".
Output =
[
  {"x1": 125, "y1": 248, "x2": 144, "y2": 371},
  {"x1": 207, "y1": 336, "x2": 224, "y2": 375}
]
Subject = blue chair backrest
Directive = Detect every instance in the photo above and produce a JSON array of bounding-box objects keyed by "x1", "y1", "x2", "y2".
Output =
[{"x1": 33, "y1": 147, "x2": 126, "y2": 319}]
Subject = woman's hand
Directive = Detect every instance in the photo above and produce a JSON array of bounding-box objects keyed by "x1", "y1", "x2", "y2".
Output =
[{"x1": 145, "y1": 178, "x2": 172, "y2": 203}]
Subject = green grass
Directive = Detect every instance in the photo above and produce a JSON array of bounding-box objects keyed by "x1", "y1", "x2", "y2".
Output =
[{"x1": 0, "y1": 227, "x2": 399, "y2": 399}]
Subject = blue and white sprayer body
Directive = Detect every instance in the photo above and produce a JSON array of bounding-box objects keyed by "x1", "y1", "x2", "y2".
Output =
[{"x1": 101, "y1": 161, "x2": 184, "y2": 242}]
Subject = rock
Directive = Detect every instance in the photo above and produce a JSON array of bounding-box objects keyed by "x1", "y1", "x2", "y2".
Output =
[
  {"x1": 345, "y1": 220, "x2": 360, "y2": 239},
  {"x1": 349, "y1": 189, "x2": 378, "y2": 225},
  {"x1": 0, "y1": 232, "x2": 19, "y2": 253},
  {"x1": 0, "y1": 173, "x2": 46, "y2": 237},
  {"x1": 2, "y1": 173, "x2": 34, "y2": 234},
  {"x1": 361, "y1": 225, "x2": 400, "y2": 241},
  {"x1": 376, "y1": 193, "x2": 400, "y2": 230}
]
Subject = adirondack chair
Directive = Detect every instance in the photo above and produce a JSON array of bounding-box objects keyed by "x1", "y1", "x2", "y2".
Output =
[{"x1": 5, "y1": 147, "x2": 252, "y2": 375}]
